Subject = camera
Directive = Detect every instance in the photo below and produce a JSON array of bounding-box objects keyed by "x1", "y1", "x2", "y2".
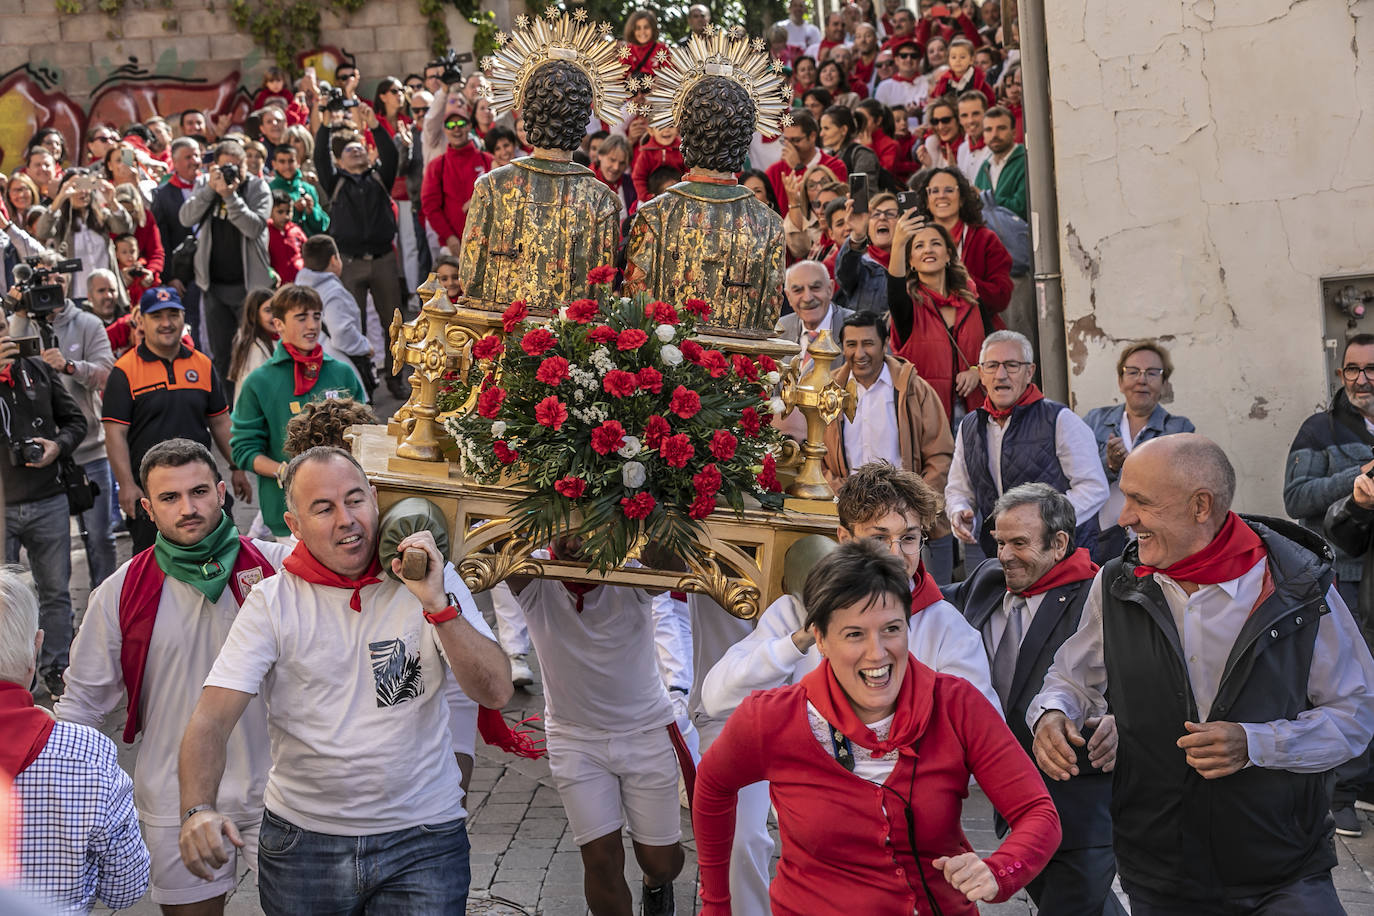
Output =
[
  {"x1": 323, "y1": 86, "x2": 359, "y2": 113},
  {"x1": 12, "y1": 257, "x2": 81, "y2": 316},
  {"x1": 432, "y1": 48, "x2": 466, "y2": 86},
  {"x1": 217, "y1": 163, "x2": 240, "y2": 187},
  {"x1": 9, "y1": 438, "x2": 44, "y2": 467}
]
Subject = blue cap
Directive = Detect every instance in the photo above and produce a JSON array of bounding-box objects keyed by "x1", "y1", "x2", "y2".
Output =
[{"x1": 139, "y1": 286, "x2": 185, "y2": 313}]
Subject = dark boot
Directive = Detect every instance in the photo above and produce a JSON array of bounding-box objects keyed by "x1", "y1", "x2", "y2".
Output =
[{"x1": 641, "y1": 883, "x2": 674, "y2": 916}]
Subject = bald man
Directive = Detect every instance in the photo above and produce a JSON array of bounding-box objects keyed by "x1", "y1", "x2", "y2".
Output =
[{"x1": 1027, "y1": 434, "x2": 1374, "y2": 914}]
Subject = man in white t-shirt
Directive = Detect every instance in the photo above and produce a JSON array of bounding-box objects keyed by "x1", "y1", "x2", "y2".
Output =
[
  {"x1": 56, "y1": 439, "x2": 288, "y2": 914},
  {"x1": 511, "y1": 543, "x2": 685, "y2": 916},
  {"x1": 176, "y1": 446, "x2": 512, "y2": 914},
  {"x1": 776, "y1": 0, "x2": 821, "y2": 63}
]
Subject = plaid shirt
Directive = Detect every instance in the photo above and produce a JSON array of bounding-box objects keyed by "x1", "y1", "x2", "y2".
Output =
[{"x1": 13, "y1": 722, "x2": 149, "y2": 913}]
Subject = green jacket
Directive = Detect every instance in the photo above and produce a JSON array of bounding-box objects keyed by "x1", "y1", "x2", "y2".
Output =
[
  {"x1": 230, "y1": 343, "x2": 365, "y2": 536},
  {"x1": 974, "y1": 144, "x2": 1028, "y2": 222},
  {"x1": 269, "y1": 172, "x2": 330, "y2": 236}
]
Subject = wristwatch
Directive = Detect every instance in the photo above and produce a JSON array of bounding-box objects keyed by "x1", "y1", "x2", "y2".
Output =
[
  {"x1": 182, "y1": 804, "x2": 215, "y2": 824},
  {"x1": 62, "y1": 360, "x2": 75, "y2": 375},
  {"x1": 423, "y1": 591, "x2": 462, "y2": 625}
]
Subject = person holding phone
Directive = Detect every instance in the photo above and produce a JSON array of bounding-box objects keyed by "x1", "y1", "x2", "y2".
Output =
[{"x1": 34, "y1": 168, "x2": 133, "y2": 299}]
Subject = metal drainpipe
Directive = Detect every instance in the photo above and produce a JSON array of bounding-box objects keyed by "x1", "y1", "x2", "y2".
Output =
[{"x1": 1016, "y1": 0, "x2": 1069, "y2": 401}]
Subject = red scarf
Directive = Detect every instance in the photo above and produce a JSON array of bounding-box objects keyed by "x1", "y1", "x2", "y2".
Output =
[
  {"x1": 0, "y1": 366, "x2": 12, "y2": 387},
  {"x1": 801, "y1": 653, "x2": 932, "y2": 758},
  {"x1": 1015, "y1": 548, "x2": 1099, "y2": 597},
  {"x1": 910, "y1": 562, "x2": 943, "y2": 613},
  {"x1": 477, "y1": 707, "x2": 546, "y2": 760},
  {"x1": 118, "y1": 538, "x2": 276, "y2": 742},
  {"x1": 283, "y1": 342, "x2": 324, "y2": 396},
  {"x1": 169, "y1": 172, "x2": 197, "y2": 190},
  {"x1": 918, "y1": 282, "x2": 962, "y2": 313},
  {"x1": 891, "y1": 72, "x2": 920, "y2": 84},
  {"x1": 283, "y1": 541, "x2": 382, "y2": 611},
  {"x1": 865, "y1": 243, "x2": 891, "y2": 268},
  {"x1": 946, "y1": 219, "x2": 966, "y2": 251},
  {"x1": 967, "y1": 133, "x2": 986, "y2": 152},
  {"x1": 0, "y1": 681, "x2": 56, "y2": 777},
  {"x1": 1134, "y1": 512, "x2": 1267, "y2": 586},
  {"x1": 984, "y1": 382, "x2": 1044, "y2": 422}
]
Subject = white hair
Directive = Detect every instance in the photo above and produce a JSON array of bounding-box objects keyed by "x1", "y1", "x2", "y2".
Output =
[
  {"x1": 980, "y1": 329, "x2": 1034, "y2": 363},
  {"x1": 785, "y1": 259, "x2": 830, "y2": 286},
  {"x1": 0, "y1": 567, "x2": 40, "y2": 685},
  {"x1": 87, "y1": 267, "x2": 119, "y2": 294}
]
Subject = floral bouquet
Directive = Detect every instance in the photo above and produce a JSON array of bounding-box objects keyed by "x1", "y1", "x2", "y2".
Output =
[{"x1": 442, "y1": 266, "x2": 786, "y2": 573}]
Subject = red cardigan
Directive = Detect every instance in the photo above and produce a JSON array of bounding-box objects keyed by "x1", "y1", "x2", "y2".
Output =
[
  {"x1": 693, "y1": 666, "x2": 1060, "y2": 916},
  {"x1": 931, "y1": 67, "x2": 996, "y2": 108},
  {"x1": 421, "y1": 142, "x2": 493, "y2": 246},
  {"x1": 630, "y1": 137, "x2": 686, "y2": 203},
  {"x1": 958, "y1": 223, "x2": 1013, "y2": 313}
]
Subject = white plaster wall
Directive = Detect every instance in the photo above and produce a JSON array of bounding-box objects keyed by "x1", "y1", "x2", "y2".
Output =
[{"x1": 1045, "y1": 0, "x2": 1374, "y2": 516}]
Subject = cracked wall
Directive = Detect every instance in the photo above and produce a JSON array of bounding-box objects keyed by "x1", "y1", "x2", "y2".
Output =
[{"x1": 1047, "y1": 0, "x2": 1374, "y2": 515}]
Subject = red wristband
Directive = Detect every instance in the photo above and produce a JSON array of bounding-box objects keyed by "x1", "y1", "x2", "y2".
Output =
[{"x1": 424, "y1": 605, "x2": 460, "y2": 625}]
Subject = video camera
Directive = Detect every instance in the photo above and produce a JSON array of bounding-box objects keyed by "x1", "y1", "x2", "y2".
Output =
[
  {"x1": 432, "y1": 48, "x2": 467, "y2": 86},
  {"x1": 323, "y1": 86, "x2": 359, "y2": 113},
  {"x1": 12, "y1": 257, "x2": 81, "y2": 316}
]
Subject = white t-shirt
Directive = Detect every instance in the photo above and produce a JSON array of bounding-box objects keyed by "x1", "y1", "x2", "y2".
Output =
[
  {"x1": 57, "y1": 539, "x2": 291, "y2": 827},
  {"x1": 778, "y1": 19, "x2": 822, "y2": 53},
  {"x1": 204, "y1": 563, "x2": 489, "y2": 835},
  {"x1": 517, "y1": 561, "x2": 674, "y2": 736}
]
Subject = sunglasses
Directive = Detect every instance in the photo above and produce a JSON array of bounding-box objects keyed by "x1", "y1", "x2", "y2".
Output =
[
  {"x1": 930, "y1": 116, "x2": 955, "y2": 125},
  {"x1": 412, "y1": 107, "x2": 429, "y2": 117},
  {"x1": 444, "y1": 117, "x2": 469, "y2": 130},
  {"x1": 896, "y1": 52, "x2": 919, "y2": 59}
]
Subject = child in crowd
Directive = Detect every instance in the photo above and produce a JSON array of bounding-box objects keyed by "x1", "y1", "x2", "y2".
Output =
[
  {"x1": 113, "y1": 233, "x2": 152, "y2": 306},
  {"x1": 268, "y1": 144, "x2": 329, "y2": 235},
  {"x1": 434, "y1": 253, "x2": 463, "y2": 304},
  {"x1": 252, "y1": 66, "x2": 295, "y2": 112},
  {"x1": 294, "y1": 234, "x2": 376, "y2": 396},
  {"x1": 931, "y1": 37, "x2": 996, "y2": 106},
  {"x1": 631, "y1": 122, "x2": 685, "y2": 202},
  {"x1": 227, "y1": 287, "x2": 278, "y2": 400},
  {"x1": 267, "y1": 190, "x2": 307, "y2": 283}
]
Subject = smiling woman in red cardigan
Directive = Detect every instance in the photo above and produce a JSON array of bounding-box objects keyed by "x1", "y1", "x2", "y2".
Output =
[{"x1": 693, "y1": 541, "x2": 1060, "y2": 915}]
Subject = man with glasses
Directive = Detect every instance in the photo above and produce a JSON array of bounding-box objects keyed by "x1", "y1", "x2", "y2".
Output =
[
  {"x1": 764, "y1": 111, "x2": 846, "y2": 219},
  {"x1": 946, "y1": 330, "x2": 1107, "y2": 565},
  {"x1": 421, "y1": 105, "x2": 491, "y2": 260},
  {"x1": 1285, "y1": 331, "x2": 1374, "y2": 836},
  {"x1": 874, "y1": 39, "x2": 930, "y2": 120},
  {"x1": 1083, "y1": 341, "x2": 1194, "y2": 563},
  {"x1": 85, "y1": 125, "x2": 121, "y2": 167}
]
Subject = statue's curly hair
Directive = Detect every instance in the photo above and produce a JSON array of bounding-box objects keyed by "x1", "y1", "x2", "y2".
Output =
[
  {"x1": 283, "y1": 397, "x2": 378, "y2": 458},
  {"x1": 678, "y1": 77, "x2": 755, "y2": 173},
  {"x1": 523, "y1": 61, "x2": 594, "y2": 151}
]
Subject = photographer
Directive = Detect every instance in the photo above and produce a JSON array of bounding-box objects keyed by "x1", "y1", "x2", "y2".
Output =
[
  {"x1": 8, "y1": 254, "x2": 117, "y2": 589},
  {"x1": 422, "y1": 51, "x2": 468, "y2": 165},
  {"x1": 178, "y1": 139, "x2": 273, "y2": 383},
  {"x1": 33, "y1": 168, "x2": 133, "y2": 299},
  {"x1": 0, "y1": 306, "x2": 88, "y2": 697}
]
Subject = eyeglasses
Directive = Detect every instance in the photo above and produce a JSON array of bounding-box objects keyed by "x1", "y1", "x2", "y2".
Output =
[
  {"x1": 980, "y1": 360, "x2": 1029, "y2": 374},
  {"x1": 94, "y1": 135, "x2": 118, "y2": 144},
  {"x1": 341, "y1": 144, "x2": 367, "y2": 156},
  {"x1": 867, "y1": 533, "x2": 925, "y2": 555},
  {"x1": 876, "y1": 60, "x2": 895, "y2": 68},
  {"x1": 896, "y1": 52, "x2": 919, "y2": 59},
  {"x1": 930, "y1": 116, "x2": 955, "y2": 125},
  {"x1": 412, "y1": 107, "x2": 429, "y2": 117},
  {"x1": 870, "y1": 208, "x2": 899, "y2": 220},
  {"x1": 1342, "y1": 365, "x2": 1374, "y2": 381},
  {"x1": 926, "y1": 186, "x2": 959, "y2": 196},
  {"x1": 444, "y1": 117, "x2": 469, "y2": 130},
  {"x1": 1121, "y1": 367, "x2": 1164, "y2": 380}
]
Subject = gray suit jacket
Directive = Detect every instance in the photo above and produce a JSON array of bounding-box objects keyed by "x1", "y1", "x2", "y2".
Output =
[{"x1": 776, "y1": 304, "x2": 854, "y2": 367}]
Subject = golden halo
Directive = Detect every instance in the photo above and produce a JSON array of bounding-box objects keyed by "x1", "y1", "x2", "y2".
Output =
[{"x1": 646, "y1": 26, "x2": 793, "y2": 137}]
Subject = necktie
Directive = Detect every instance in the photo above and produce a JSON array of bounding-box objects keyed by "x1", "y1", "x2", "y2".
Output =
[
  {"x1": 992, "y1": 596, "x2": 1025, "y2": 709},
  {"x1": 800, "y1": 329, "x2": 819, "y2": 374}
]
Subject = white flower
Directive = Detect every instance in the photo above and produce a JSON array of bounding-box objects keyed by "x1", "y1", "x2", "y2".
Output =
[
  {"x1": 620, "y1": 297, "x2": 631, "y2": 307},
  {"x1": 557, "y1": 306, "x2": 569, "y2": 321},
  {"x1": 769, "y1": 397, "x2": 786, "y2": 417},
  {"x1": 617, "y1": 436, "x2": 642, "y2": 459},
  {"x1": 574, "y1": 388, "x2": 586, "y2": 402},
  {"x1": 660, "y1": 344, "x2": 683, "y2": 367},
  {"x1": 655, "y1": 324, "x2": 676, "y2": 343},
  {"x1": 765, "y1": 371, "x2": 781, "y2": 386},
  {"x1": 490, "y1": 420, "x2": 507, "y2": 437},
  {"x1": 590, "y1": 346, "x2": 615, "y2": 376},
  {"x1": 622, "y1": 461, "x2": 647, "y2": 488}
]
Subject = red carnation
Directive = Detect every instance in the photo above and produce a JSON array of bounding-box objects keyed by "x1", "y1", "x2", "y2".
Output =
[
  {"x1": 588, "y1": 265, "x2": 619, "y2": 286},
  {"x1": 493, "y1": 440, "x2": 519, "y2": 465},
  {"x1": 636, "y1": 367, "x2": 663, "y2": 394},
  {"x1": 521, "y1": 328, "x2": 557, "y2": 356},
  {"x1": 757, "y1": 354, "x2": 778, "y2": 374},
  {"x1": 710, "y1": 430, "x2": 737, "y2": 461},
  {"x1": 649, "y1": 301, "x2": 678, "y2": 324},
  {"x1": 534, "y1": 395, "x2": 569, "y2": 430},
  {"x1": 535, "y1": 356, "x2": 570, "y2": 386},
  {"x1": 740, "y1": 407, "x2": 761, "y2": 438},
  {"x1": 643, "y1": 414, "x2": 671, "y2": 448},
  {"x1": 669, "y1": 385, "x2": 701, "y2": 419},
  {"x1": 603, "y1": 369, "x2": 639, "y2": 398},
  {"x1": 757, "y1": 453, "x2": 782, "y2": 492},
  {"x1": 732, "y1": 353, "x2": 759, "y2": 381},
  {"x1": 473, "y1": 334, "x2": 504, "y2": 360},
  {"x1": 554, "y1": 475, "x2": 586, "y2": 498},
  {"x1": 620, "y1": 492, "x2": 656, "y2": 520},
  {"x1": 501, "y1": 300, "x2": 528, "y2": 333},
  {"x1": 617, "y1": 328, "x2": 648, "y2": 351},
  {"x1": 680, "y1": 339, "x2": 704, "y2": 363},
  {"x1": 701, "y1": 349, "x2": 729, "y2": 379},
  {"x1": 591, "y1": 420, "x2": 626, "y2": 455},
  {"x1": 688, "y1": 494, "x2": 716, "y2": 520},
  {"x1": 566, "y1": 298, "x2": 600, "y2": 323},
  {"x1": 476, "y1": 385, "x2": 507, "y2": 419},
  {"x1": 659, "y1": 433, "x2": 694, "y2": 468},
  {"x1": 693, "y1": 463, "x2": 722, "y2": 498},
  {"x1": 683, "y1": 297, "x2": 710, "y2": 319},
  {"x1": 587, "y1": 325, "x2": 617, "y2": 345}
]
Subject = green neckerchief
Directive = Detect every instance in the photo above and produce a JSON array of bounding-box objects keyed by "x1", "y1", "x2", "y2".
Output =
[{"x1": 153, "y1": 512, "x2": 242, "y2": 603}]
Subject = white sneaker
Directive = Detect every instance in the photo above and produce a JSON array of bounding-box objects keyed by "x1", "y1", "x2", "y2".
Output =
[
  {"x1": 1355, "y1": 800, "x2": 1374, "y2": 814},
  {"x1": 509, "y1": 654, "x2": 535, "y2": 688}
]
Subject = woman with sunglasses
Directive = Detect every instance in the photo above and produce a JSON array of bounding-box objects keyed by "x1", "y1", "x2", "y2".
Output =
[
  {"x1": 912, "y1": 165, "x2": 1013, "y2": 314},
  {"x1": 915, "y1": 97, "x2": 963, "y2": 170},
  {"x1": 373, "y1": 76, "x2": 424, "y2": 300},
  {"x1": 782, "y1": 163, "x2": 844, "y2": 261}
]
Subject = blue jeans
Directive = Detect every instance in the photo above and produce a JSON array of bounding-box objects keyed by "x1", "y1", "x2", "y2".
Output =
[
  {"x1": 5, "y1": 493, "x2": 74, "y2": 674},
  {"x1": 257, "y1": 809, "x2": 470, "y2": 916},
  {"x1": 79, "y1": 458, "x2": 116, "y2": 588}
]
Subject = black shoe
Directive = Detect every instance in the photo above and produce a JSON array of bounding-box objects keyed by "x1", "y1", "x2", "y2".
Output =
[
  {"x1": 641, "y1": 883, "x2": 674, "y2": 916},
  {"x1": 1334, "y1": 805, "x2": 1363, "y2": 837},
  {"x1": 43, "y1": 669, "x2": 66, "y2": 699}
]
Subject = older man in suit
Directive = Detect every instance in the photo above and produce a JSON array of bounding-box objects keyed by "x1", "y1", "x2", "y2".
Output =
[
  {"x1": 945, "y1": 482, "x2": 1125, "y2": 916},
  {"x1": 776, "y1": 259, "x2": 853, "y2": 368}
]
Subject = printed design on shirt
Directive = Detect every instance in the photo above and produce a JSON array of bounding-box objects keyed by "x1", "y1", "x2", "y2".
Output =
[
  {"x1": 185, "y1": 369, "x2": 199, "y2": 383},
  {"x1": 235, "y1": 567, "x2": 263, "y2": 595},
  {"x1": 369, "y1": 638, "x2": 424, "y2": 707}
]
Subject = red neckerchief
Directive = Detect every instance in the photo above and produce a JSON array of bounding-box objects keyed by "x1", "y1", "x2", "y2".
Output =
[
  {"x1": 0, "y1": 680, "x2": 56, "y2": 777},
  {"x1": 865, "y1": 243, "x2": 891, "y2": 268},
  {"x1": 549, "y1": 543, "x2": 597, "y2": 612},
  {"x1": 1134, "y1": 512, "x2": 1268, "y2": 587},
  {"x1": 0, "y1": 365, "x2": 13, "y2": 387},
  {"x1": 169, "y1": 172, "x2": 197, "y2": 190},
  {"x1": 918, "y1": 281, "x2": 961, "y2": 314},
  {"x1": 283, "y1": 541, "x2": 382, "y2": 611},
  {"x1": 967, "y1": 133, "x2": 986, "y2": 151},
  {"x1": 282, "y1": 341, "x2": 324, "y2": 396},
  {"x1": 477, "y1": 707, "x2": 546, "y2": 760},
  {"x1": 801, "y1": 652, "x2": 932, "y2": 758},
  {"x1": 118, "y1": 537, "x2": 276, "y2": 742},
  {"x1": 910, "y1": 561, "x2": 943, "y2": 612},
  {"x1": 891, "y1": 72, "x2": 920, "y2": 84},
  {"x1": 1015, "y1": 548, "x2": 1098, "y2": 597},
  {"x1": 983, "y1": 382, "x2": 1044, "y2": 422},
  {"x1": 946, "y1": 219, "x2": 966, "y2": 251}
]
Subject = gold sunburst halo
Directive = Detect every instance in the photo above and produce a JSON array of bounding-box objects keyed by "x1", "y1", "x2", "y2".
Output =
[
  {"x1": 645, "y1": 28, "x2": 791, "y2": 138},
  {"x1": 481, "y1": 6, "x2": 631, "y2": 126}
]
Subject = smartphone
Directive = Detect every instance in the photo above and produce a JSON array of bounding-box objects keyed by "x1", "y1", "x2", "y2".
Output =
[
  {"x1": 121, "y1": 148, "x2": 136, "y2": 169},
  {"x1": 13, "y1": 337, "x2": 41, "y2": 358},
  {"x1": 848, "y1": 173, "x2": 869, "y2": 215},
  {"x1": 896, "y1": 190, "x2": 921, "y2": 214}
]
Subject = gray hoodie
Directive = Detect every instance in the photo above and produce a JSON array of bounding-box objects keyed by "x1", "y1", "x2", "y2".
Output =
[{"x1": 295, "y1": 266, "x2": 371, "y2": 358}]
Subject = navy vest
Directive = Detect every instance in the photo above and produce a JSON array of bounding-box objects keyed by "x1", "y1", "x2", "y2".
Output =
[{"x1": 959, "y1": 397, "x2": 1099, "y2": 554}]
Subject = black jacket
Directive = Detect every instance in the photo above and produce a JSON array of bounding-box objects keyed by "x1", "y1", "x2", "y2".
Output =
[
  {"x1": 0, "y1": 356, "x2": 87, "y2": 504},
  {"x1": 944, "y1": 558, "x2": 1114, "y2": 851},
  {"x1": 315, "y1": 124, "x2": 398, "y2": 258},
  {"x1": 1325, "y1": 493, "x2": 1374, "y2": 643},
  {"x1": 151, "y1": 179, "x2": 195, "y2": 258}
]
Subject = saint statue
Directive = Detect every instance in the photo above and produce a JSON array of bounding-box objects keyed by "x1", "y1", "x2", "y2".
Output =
[
  {"x1": 623, "y1": 29, "x2": 789, "y2": 336},
  {"x1": 460, "y1": 10, "x2": 628, "y2": 311}
]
